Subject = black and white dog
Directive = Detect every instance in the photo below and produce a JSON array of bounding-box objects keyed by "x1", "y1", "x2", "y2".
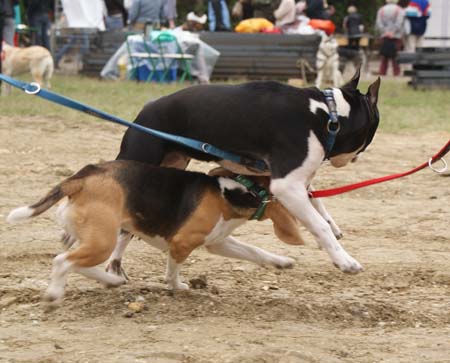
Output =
[{"x1": 113, "y1": 69, "x2": 380, "y2": 274}]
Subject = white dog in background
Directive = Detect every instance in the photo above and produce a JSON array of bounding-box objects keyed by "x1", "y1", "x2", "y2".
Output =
[
  {"x1": 315, "y1": 34, "x2": 343, "y2": 89},
  {"x1": 1, "y1": 42, "x2": 54, "y2": 95}
]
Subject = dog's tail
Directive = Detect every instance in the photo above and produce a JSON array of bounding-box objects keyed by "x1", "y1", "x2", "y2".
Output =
[{"x1": 7, "y1": 164, "x2": 99, "y2": 224}]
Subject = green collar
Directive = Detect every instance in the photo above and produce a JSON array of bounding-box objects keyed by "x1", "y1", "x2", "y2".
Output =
[{"x1": 233, "y1": 175, "x2": 271, "y2": 220}]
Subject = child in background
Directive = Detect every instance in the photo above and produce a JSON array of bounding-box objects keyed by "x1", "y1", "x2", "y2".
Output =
[{"x1": 343, "y1": 5, "x2": 364, "y2": 50}]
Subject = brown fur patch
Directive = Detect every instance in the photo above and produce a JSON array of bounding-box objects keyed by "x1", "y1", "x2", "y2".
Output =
[
  {"x1": 66, "y1": 176, "x2": 125, "y2": 267},
  {"x1": 208, "y1": 168, "x2": 303, "y2": 245},
  {"x1": 263, "y1": 201, "x2": 304, "y2": 245},
  {"x1": 168, "y1": 188, "x2": 233, "y2": 263}
]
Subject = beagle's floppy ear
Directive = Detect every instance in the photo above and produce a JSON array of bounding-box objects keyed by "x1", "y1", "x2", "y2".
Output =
[
  {"x1": 343, "y1": 65, "x2": 361, "y2": 90},
  {"x1": 264, "y1": 202, "x2": 304, "y2": 245}
]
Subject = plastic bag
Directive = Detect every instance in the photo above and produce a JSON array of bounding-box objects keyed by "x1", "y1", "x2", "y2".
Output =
[
  {"x1": 235, "y1": 18, "x2": 274, "y2": 33},
  {"x1": 308, "y1": 19, "x2": 336, "y2": 35}
]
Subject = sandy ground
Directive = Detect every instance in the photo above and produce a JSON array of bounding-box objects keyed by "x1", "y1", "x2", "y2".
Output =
[{"x1": 0, "y1": 115, "x2": 449, "y2": 363}]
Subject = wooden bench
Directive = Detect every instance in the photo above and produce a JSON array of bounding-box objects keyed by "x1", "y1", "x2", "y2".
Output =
[
  {"x1": 82, "y1": 31, "x2": 128, "y2": 77},
  {"x1": 54, "y1": 30, "x2": 128, "y2": 77},
  {"x1": 199, "y1": 32, "x2": 321, "y2": 80},
  {"x1": 57, "y1": 30, "x2": 357, "y2": 82},
  {"x1": 398, "y1": 47, "x2": 450, "y2": 89}
]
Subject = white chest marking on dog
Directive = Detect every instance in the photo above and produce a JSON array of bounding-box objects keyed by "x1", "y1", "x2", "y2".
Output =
[
  {"x1": 309, "y1": 99, "x2": 328, "y2": 115},
  {"x1": 136, "y1": 233, "x2": 169, "y2": 251},
  {"x1": 205, "y1": 216, "x2": 246, "y2": 245},
  {"x1": 273, "y1": 131, "x2": 325, "y2": 189},
  {"x1": 218, "y1": 177, "x2": 248, "y2": 195},
  {"x1": 332, "y1": 89, "x2": 350, "y2": 117}
]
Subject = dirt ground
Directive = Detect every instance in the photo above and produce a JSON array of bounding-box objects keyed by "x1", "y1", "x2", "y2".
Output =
[{"x1": 0, "y1": 115, "x2": 449, "y2": 363}]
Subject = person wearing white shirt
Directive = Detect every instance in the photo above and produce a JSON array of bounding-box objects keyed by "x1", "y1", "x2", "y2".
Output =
[{"x1": 55, "y1": 0, "x2": 106, "y2": 68}]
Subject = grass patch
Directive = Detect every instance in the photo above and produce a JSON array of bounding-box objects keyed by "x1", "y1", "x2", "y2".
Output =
[
  {"x1": 1, "y1": 74, "x2": 186, "y2": 124},
  {"x1": 364, "y1": 79, "x2": 450, "y2": 133},
  {"x1": 1, "y1": 75, "x2": 449, "y2": 133}
]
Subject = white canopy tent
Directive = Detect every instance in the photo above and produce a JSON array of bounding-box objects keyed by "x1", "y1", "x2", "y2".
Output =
[{"x1": 424, "y1": 0, "x2": 450, "y2": 47}]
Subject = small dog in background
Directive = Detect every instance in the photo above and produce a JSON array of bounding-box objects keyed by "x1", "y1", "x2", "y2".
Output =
[
  {"x1": 1, "y1": 42, "x2": 54, "y2": 95},
  {"x1": 315, "y1": 34, "x2": 343, "y2": 88}
]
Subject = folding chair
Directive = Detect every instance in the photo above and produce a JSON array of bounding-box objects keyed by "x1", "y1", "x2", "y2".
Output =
[
  {"x1": 125, "y1": 34, "x2": 161, "y2": 82},
  {"x1": 152, "y1": 32, "x2": 194, "y2": 82}
]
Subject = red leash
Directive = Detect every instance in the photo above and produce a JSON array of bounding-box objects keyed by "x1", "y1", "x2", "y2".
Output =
[{"x1": 310, "y1": 139, "x2": 450, "y2": 198}]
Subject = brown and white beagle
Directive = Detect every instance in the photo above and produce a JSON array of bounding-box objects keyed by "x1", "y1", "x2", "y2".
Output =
[{"x1": 7, "y1": 161, "x2": 302, "y2": 304}]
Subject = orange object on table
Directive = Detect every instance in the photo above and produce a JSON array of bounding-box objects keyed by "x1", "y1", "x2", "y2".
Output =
[{"x1": 308, "y1": 19, "x2": 336, "y2": 35}]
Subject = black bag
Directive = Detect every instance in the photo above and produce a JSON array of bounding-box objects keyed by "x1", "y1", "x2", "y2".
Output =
[{"x1": 380, "y1": 38, "x2": 397, "y2": 58}]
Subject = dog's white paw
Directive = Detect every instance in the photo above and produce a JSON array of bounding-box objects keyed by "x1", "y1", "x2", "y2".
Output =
[
  {"x1": 334, "y1": 254, "x2": 363, "y2": 274},
  {"x1": 106, "y1": 259, "x2": 129, "y2": 281},
  {"x1": 273, "y1": 256, "x2": 295, "y2": 269},
  {"x1": 43, "y1": 286, "x2": 64, "y2": 305},
  {"x1": 171, "y1": 282, "x2": 189, "y2": 290},
  {"x1": 104, "y1": 274, "x2": 127, "y2": 288}
]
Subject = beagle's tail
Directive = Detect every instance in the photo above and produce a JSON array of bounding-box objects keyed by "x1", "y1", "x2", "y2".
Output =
[{"x1": 7, "y1": 164, "x2": 99, "y2": 224}]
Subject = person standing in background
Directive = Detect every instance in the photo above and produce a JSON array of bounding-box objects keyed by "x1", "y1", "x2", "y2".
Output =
[
  {"x1": 128, "y1": 0, "x2": 165, "y2": 31},
  {"x1": 104, "y1": 0, "x2": 128, "y2": 30},
  {"x1": 1, "y1": 0, "x2": 16, "y2": 45},
  {"x1": 164, "y1": 0, "x2": 177, "y2": 29},
  {"x1": 54, "y1": 0, "x2": 105, "y2": 69},
  {"x1": 343, "y1": 5, "x2": 364, "y2": 50},
  {"x1": 305, "y1": 0, "x2": 334, "y2": 20},
  {"x1": 376, "y1": 0, "x2": 405, "y2": 76},
  {"x1": 25, "y1": 0, "x2": 52, "y2": 50},
  {"x1": 208, "y1": 0, "x2": 230, "y2": 31},
  {"x1": 404, "y1": 0, "x2": 430, "y2": 52},
  {"x1": 274, "y1": 0, "x2": 296, "y2": 32}
]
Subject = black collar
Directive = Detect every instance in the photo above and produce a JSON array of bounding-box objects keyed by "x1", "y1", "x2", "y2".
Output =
[{"x1": 322, "y1": 89, "x2": 341, "y2": 159}]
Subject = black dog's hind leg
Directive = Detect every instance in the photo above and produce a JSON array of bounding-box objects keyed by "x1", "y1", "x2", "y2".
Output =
[{"x1": 116, "y1": 126, "x2": 169, "y2": 165}]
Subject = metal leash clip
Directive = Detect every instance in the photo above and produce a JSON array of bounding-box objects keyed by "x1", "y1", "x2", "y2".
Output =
[
  {"x1": 428, "y1": 157, "x2": 448, "y2": 174},
  {"x1": 24, "y1": 82, "x2": 41, "y2": 95}
]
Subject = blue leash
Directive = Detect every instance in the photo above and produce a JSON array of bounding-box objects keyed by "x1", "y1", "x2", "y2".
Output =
[{"x1": 0, "y1": 74, "x2": 268, "y2": 172}]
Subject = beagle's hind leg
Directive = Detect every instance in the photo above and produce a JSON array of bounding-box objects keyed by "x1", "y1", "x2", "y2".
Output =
[
  {"x1": 44, "y1": 252, "x2": 73, "y2": 304},
  {"x1": 68, "y1": 221, "x2": 127, "y2": 287},
  {"x1": 106, "y1": 230, "x2": 132, "y2": 280}
]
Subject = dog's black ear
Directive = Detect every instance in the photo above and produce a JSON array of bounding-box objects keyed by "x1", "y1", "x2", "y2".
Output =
[
  {"x1": 367, "y1": 77, "x2": 381, "y2": 106},
  {"x1": 343, "y1": 65, "x2": 361, "y2": 89}
]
